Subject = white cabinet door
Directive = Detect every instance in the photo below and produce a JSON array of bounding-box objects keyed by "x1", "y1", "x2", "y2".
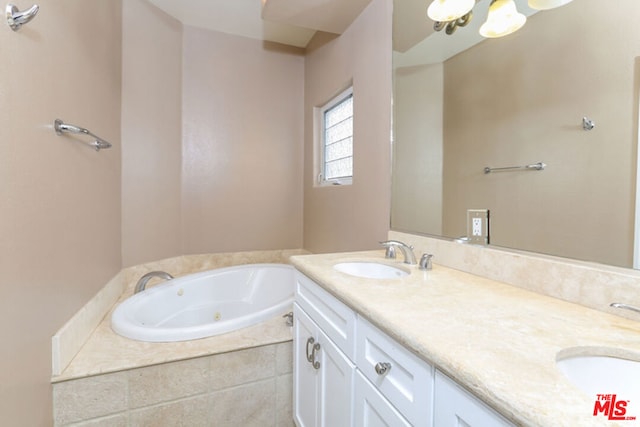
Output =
[
  {"x1": 293, "y1": 303, "x2": 319, "y2": 427},
  {"x1": 434, "y1": 371, "x2": 514, "y2": 427},
  {"x1": 354, "y1": 371, "x2": 412, "y2": 427},
  {"x1": 293, "y1": 302, "x2": 355, "y2": 427},
  {"x1": 317, "y1": 326, "x2": 355, "y2": 427}
]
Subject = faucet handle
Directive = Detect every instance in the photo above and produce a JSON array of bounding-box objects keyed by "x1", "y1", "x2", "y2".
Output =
[{"x1": 419, "y1": 253, "x2": 433, "y2": 271}]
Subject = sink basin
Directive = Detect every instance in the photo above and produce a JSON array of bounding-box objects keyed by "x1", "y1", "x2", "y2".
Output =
[
  {"x1": 333, "y1": 262, "x2": 409, "y2": 279},
  {"x1": 557, "y1": 353, "x2": 640, "y2": 400}
]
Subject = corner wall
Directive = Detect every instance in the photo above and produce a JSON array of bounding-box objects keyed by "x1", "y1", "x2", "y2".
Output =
[
  {"x1": 121, "y1": 0, "x2": 183, "y2": 267},
  {"x1": 122, "y1": 10, "x2": 305, "y2": 266},
  {"x1": 181, "y1": 28, "x2": 305, "y2": 255},
  {"x1": 303, "y1": 0, "x2": 393, "y2": 253},
  {"x1": 0, "y1": 1, "x2": 123, "y2": 424}
]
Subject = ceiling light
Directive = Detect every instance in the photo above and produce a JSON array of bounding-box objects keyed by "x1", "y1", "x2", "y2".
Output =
[
  {"x1": 428, "y1": 0, "x2": 573, "y2": 39},
  {"x1": 479, "y1": 0, "x2": 527, "y2": 38},
  {"x1": 427, "y1": 0, "x2": 475, "y2": 22}
]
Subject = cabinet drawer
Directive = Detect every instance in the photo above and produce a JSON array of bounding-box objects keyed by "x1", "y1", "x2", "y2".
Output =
[
  {"x1": 356, "y1": 317, "x2": 434, "y2": 427},
  {"x1": 295, "y1": 272, "x2": 357, "y2": 360}
]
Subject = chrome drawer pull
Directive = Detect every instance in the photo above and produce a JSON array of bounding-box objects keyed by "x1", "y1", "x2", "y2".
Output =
[
  {"x1": 375, "y1": 362, "x2": 392, "y2": 376},
  {"x1": 305, "y1": 337, "x2": 315, "y2": 363},
  {"x1": 305, "y1": 337, "x2": 321, "y2": 370},
  {"x1": 310, "y1": 342, "x2": 321, "y2": 370}
]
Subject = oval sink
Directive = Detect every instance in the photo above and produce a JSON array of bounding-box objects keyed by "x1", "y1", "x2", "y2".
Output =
[
  {"x1": 333, "y1": 262, "x2": 409, "y2": 279},
  {"x1": 557, "y1": 353, "x2": 640, "y2": 400}
]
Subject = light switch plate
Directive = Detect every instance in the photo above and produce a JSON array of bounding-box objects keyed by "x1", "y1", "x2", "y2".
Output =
[{"x1": 467, "y1": 209, "x2": 490, "y2": 245}]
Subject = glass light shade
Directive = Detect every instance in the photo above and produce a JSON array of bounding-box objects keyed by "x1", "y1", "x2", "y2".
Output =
[
  {"x1": 479, "y1": 0, "x2": 526, "y2": 38},
  {"x1": 427, "y1": 0, "x2": 475, "y2": 22},
  {"x1": 528, "y1": 0, "x2": 573, "y2": 10}
]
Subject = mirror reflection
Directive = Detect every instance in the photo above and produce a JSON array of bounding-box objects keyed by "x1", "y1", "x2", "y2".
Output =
[{"x1": 392, "y1": 0, "x2": 640, "y2": 268}]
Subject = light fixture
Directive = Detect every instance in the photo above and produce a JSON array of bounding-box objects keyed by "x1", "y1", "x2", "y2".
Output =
[
  {"x1": 427, "y1": 0, "x2": 475, "y2": 22},
  {"x1": 427, "y1": 0, "x2": 573, "y2": 39},
  {"x1": 528, "y1": 0, "x2": 573, "y2": 10},
  {"x1": 479, "y1": 0, "x2": 527, "y2": 38}
]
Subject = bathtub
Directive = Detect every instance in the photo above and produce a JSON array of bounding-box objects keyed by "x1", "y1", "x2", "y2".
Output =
[{"x1": 111, "y1": 263, "x2": 295, "y2": 342}]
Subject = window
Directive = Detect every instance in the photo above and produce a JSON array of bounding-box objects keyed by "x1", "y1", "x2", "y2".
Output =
[{"x1": 318, "y1": 87, "x2": 353, "y2": 186}]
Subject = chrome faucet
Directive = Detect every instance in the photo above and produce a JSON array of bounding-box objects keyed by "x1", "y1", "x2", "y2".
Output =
[
  {"x1": 419, "y1": 253, "x2": 433, "y2": 271},
  {"x1": 610, "y1": 302, "x2": 640, "y2": 314},
  {"x1": 380, "y1": 240, "x2": 417, "y2": 265},
  {"x1": 134, "y1": 271, "x2": 174, "y2": 294}
]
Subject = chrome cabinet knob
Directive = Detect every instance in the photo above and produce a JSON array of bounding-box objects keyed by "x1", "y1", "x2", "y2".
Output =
[{"x1": 375, "y1": 362, "x2": 391, "y2": 376}]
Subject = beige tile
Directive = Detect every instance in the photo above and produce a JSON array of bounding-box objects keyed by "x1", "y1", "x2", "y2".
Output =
[
  {"x1": 209, "y1": 379, "x2": 276, "y2": 427},
  {"x1": 208, "y1": 345, "x2": 276, "y2": 391},
  {"x1": 128, "y1": 357, "x2": 209, "y2": 408},
  {"x1": 67, "y1": 414, "x2": 128, "y2": 427},
  {"x1": 53, "y1": 373, "x2": 128, "y2": 425},
  {"x1": 129, "y1": 395, "x2": 210, "y2": 427},
  {"x1": 275, "y1": 342, "x2": 293, "y2": 375},
  {"x1": 275, "y1": 374, "x2": 293, "y2": 427}
]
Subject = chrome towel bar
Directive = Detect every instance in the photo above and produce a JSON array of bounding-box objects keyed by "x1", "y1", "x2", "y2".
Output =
[
  {"x1": 484, "y1": 162, "x2": 546, "y2": 174},
  {"x1": 54, "y1": 119, "x2": 112, "y2": 152}
]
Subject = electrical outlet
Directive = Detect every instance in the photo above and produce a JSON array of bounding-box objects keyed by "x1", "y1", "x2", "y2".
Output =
[
  {"x1": 472, "y1": 218, "x2": 482, "y2": 236},
  {"x1": 467, "y1": 209, "x2": 490, "y2": 245}
]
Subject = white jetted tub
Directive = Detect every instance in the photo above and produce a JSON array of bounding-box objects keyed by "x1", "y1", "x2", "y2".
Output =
[{"x1": 111, "y1": 264, "x2": 295, "y2": 342}]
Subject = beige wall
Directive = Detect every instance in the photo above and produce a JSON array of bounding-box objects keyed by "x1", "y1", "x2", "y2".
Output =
[
  {"x1": 0, "y1": 1, "x2": 122, "y2": 425},
  {"x1": 181, "y1": 27, "x2": 305, "y2": 254},
  {"x1": 122, "y1": 11, "x2": 305, "y2": 265},
  {"x1": 392, "y1": 63, "x2": 443, "y2": 235},
  {"x1": 303, "y1": 0, "x2": 393, "y2": 253},
  {"x1": 0, "y1": 0, "x2": 392, "y2": 422},
  {"x1": 122, "y1": 0, "x2": 183, "y2": 266},
  {"x1": 442, "y1": 0, "x2": 638, "y2": 267}
]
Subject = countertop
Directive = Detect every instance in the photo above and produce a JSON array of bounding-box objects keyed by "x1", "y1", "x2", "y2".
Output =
[{"x1": 290, "y1": 250, "x2": 640, "y2": 427}]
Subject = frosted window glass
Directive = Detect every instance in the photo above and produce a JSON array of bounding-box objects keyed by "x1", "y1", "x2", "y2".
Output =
[
  {"x1": 323, "y1": 93, "x2": 353, "y2": 181},
  {"x1": 325, "y1": 157, "x2": 353, "y2": 180},
  {"x1": 325, "y1": 96, "x2": 353, "y2": 128},
  {"x1": 325, "y1": 137, "x2": 353, "y2": 162}
]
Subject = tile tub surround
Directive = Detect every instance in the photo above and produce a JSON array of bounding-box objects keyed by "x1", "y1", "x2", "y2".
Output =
[
  {"x1": 52, "y1": 248, "x2": 306, "y2": 379},
  {"x1": 291, "y1": 251, "x2": 640, "y2": 427},
  {"x1": 52, "y1": 342, "x2": 293, "y2": 427}
]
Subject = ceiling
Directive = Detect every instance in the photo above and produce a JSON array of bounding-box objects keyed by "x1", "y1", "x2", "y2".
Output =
[
  {"x1": 146, "y1": 0, "x2": 541, "y2": 69},
  {"x1": 147, "y1": 0, "x2": 372, "y2": 48}
]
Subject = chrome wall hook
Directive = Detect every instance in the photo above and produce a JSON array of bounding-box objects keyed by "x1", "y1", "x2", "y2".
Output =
[
  {"x1": 6, "y1": 3, "x2": 39, "y2": 31},
  {"x1": 582, "y1": 116, "x2": 595, "y2": 131}
]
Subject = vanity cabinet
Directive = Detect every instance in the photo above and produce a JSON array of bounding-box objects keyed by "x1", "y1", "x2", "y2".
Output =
[
  {"x1": 434, "y1": 371, "x2": 514, "y2": 427},
  {"x1": 294, "y1": 272, "x2": 513, "y2": 427}
]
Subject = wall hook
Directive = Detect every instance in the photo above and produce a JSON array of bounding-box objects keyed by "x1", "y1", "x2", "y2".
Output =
[
  {"x1": 582, "y1": 116, "x2": 595, "y2": 131},
  {"x1": 6, "y1": 3, "x2": 39, "y2": 31}
]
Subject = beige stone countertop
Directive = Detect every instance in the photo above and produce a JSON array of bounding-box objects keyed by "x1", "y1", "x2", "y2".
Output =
[{"x1": 290, "y1": 250, "x2": 640, "y2": 427}]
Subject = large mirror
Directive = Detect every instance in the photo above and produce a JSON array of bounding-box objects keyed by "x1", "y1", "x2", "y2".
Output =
[{"x1": 391, "y1": 0, "x2": 640, "y2": 269}]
